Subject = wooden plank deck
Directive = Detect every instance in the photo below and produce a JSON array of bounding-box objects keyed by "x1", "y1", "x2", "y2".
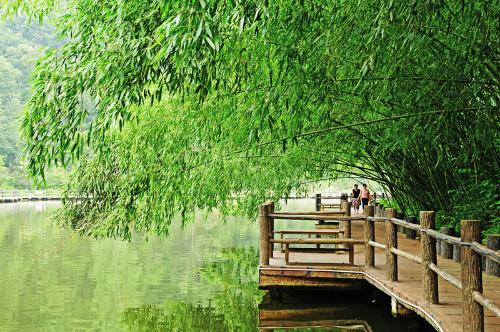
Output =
[{"x1": 259, "y1": 220, "x2": 500, "y2": 332}]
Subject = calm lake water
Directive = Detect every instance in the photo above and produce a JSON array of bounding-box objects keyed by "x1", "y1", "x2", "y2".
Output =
[{"x1": 0, "y1": 201, "x2": 433, "y2": 331}]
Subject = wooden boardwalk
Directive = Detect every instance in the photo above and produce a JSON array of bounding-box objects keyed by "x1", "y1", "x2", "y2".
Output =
[{"x1": 258, "y1": 203, "x2": 500, "y2": 332}]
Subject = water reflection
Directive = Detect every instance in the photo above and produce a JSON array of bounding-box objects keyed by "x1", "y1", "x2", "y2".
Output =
[
  {"x1": 1, "y1": 202, "x2": 434, "y2": 331},
  {"x1": 120, "y1": 247, "x2": 434, "y2": 332},
  {"x1": 121, "y1": 247, "x2": 262, "y2": 331},
  {"x1": 258, "y1": 288, "x2": 435, "y2": 332},
  {"x1": 0, "y1": 202, "x2": 260, "y2": 331}
]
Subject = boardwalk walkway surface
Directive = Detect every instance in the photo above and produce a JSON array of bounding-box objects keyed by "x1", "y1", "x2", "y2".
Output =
[{"x1": 259, "y1": 203, "x2": 500, "y2": 332}]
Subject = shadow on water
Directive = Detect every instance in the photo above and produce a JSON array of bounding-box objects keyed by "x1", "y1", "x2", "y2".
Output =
[{"x1": 259, "y1": 288, "x2": 436, "y2": 331}]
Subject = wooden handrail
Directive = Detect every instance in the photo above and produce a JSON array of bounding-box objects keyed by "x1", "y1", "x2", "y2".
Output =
[
  {"x1": 270, "y1": 238, "x2": 365, "y2": 245},
  {"x1": 369, "y1": 216, "x2": 472, "y2": 247},
  {"x1": 428, "y1": 263, "x2": 462, "y2": 289},
  {"x1": 271, "y1": 211, "x2": 347, "y2": 216},
  {"x1": 368, "y1": 240, "x2": 386, "y2": 250},
  {"x1": 470, "y1": 241, "x2": 500, "y2": 264},
  {"x1": 268, "y1": 213, "x2": 365, "y2": 221},
  {"x1": 260, "y1": 199, "x2": 500, "y2": 331},
  {"x1": 390, "y1": 247, "x2": 422, "y2": 264},
  {"x1": 425, "y1": 229, "x2": 464, "y2": 246},
  {"x1": 473, "y1": 291, "x2": 500, "y2": 317},
  {"x1": 389, "y1": 218, "x2": 422, "y2": 231},
  {"x1": 274, "y1": 229, "x2": 344, "y2": 234}
]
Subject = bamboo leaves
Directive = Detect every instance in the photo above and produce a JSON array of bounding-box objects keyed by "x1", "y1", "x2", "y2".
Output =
[{"x1": 2, "y1": 0, "x2": 497, "y2": 237}]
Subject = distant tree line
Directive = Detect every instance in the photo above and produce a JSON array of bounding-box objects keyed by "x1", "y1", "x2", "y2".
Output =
[{"x1": 0, "y1": 17, "x2": 67, "y2": 188}]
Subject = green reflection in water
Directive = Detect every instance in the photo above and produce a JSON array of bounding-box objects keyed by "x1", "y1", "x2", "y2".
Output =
[
  {"x1": 121, "y1": 247, "x2": 262, "y2": 331},
  {"x1": 1, "y1": 201, "x2": 433, "y2": 332},
  {"x1": 0, "y1": 202, "x2": 260, "y2": 331}
]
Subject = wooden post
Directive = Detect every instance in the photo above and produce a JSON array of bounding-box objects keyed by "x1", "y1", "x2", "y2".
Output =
[
  {"x1": 461, "y1": 220, "x2": 483, "y2": 332},
  {"x1": 341, "y1": 201, "x2": 352, "y2": 258},
  {"x1": 376, "y1": 205, "x2": 381, "y2": 217},
  {"x1": 267, "y1": 202, "x2": 275, "y2": 259},
  {"x1": 453, "y1": 243, "x2": 462, "y2": 263},
  {"x1": 315, "y1": 193, "x2": 321, "y2": 212},
  {"x1": 396, "y1": 211, "x2": 405, "y2": 233},
  {"x1": 341, "y1": 201, "x2": 352, "y2": 217},
  {"x1": 340, "y1": 193, "x2": 348, "y2": 203},
  {"x1": 440, "y1": 227, "x2": 454, "y2": 259},
  {"x1": 421, "y1": 211, "x2": 438, "y2": 304},
  {"x1": 486, "y1": 234, "x2": 500, "y2": 276},
  {"x1": 405, "y1": 216, "x2": 418, "y2": 240},
  {"x1": 259, "y1": 204, "x2": 270, "y2": 266},
  {"x1": 385, "y1": 208, "x2": 397, "y2": 281},
  {"x1": 364, "y1": 205, "x2": 375, "y2": 268}
]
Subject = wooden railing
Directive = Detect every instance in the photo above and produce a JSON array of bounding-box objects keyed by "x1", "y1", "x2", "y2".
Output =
[
  {"x1": 313, "y1": 192, "x2": 387, "y2": 212},
  {"x1": 0, "y1": 189, "x2": 61, "y2": 197},
  {"x1": 364, "y1": 207, "x2": 500, "y2": 332},
  {"x1": 259, "y1": 201, "x2": 500, "y2": 332}
]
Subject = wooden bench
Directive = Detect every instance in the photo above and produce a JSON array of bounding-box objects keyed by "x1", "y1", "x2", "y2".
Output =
[
  {"x1": 271, "y1": 238, "x2": 365, "y2": 265},
  {"x1": 274, "y1": 229, "x2": 344, "y2": 236},
  {"x1": 318, "y1": 203, "x2": 341, "y2": 211},
  {"x1": 315, "y1": 221, "x2": 341, "y2": 230},
  {"x1": 274, "y1": 229, "x2": 344, "y2": 251}
]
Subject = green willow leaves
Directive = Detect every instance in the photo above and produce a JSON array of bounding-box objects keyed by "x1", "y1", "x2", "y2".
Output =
[{"x1": 2, "y1": 0, "x2": 498, "y2": 237}]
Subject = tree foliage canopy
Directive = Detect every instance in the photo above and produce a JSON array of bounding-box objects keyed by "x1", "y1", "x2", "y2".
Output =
[
  {"x1": 2, "y1": 0, "x2": 499, "y2": 238},
  {"x1": 0, "y1": 17, "x2": 55, "y2": 166}
]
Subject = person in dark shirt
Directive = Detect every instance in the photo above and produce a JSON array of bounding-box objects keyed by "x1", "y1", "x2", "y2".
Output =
[{"x1": 352, "y1": 184, "x2": 361, "y2": 214}]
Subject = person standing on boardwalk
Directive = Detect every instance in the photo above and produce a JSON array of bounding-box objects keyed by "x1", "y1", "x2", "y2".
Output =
[
  {"x1": 360, "y1": 183, "x2": 371, "y2": 210},
  {"x1": 352, "y1": 184, "x2": 361, "y2": 214}
]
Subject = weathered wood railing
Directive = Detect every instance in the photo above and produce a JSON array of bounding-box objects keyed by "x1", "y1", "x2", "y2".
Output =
[
  {"x1": 363, "y1": 207, "x2": 500, "y2": 332},
  {"x1": 314, "y1": 193, "x2": 347, "y2": 211},
  {"x1": 313, "y1": 192, "x2": 387, "y2": 212},
  {"x1": 259, "y1": 201, "x2": 500, "y2": 332}
]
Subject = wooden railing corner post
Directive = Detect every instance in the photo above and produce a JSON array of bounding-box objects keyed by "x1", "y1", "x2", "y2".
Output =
[
  {"x1": 267, "y1": 202, "x2": 275, "y2": 259},
  {"x1": 460, "y1": 219, "x2": 483, "y2": 332},
  {"x1": 259, "y1": 203, "x2": 270, "y2": 266},
  {"x1": 385, "y1": 208, "x2": 397, "y2": 281},
  {"x1": 421, "y1": 211, "x2": 439, "y2": 304},
  {"x1": 364, "y1": 205, "x2": 375, "y2": 268},
  {"x1": 341, "y1": 201, "x2": 352, "y2": 260},
  {"x1": 315, "y1": 193, "x2": 321, "y2": 212}
]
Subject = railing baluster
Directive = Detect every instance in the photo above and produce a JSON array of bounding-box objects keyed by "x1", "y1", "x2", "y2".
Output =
[
  {"x1": 259, "y1": 204, "x2": 270, "y2": 266},
  {"x1": 385, "y1": 208, "x2": 397, "y2": 281},
  {"x1": 460, "y1": 219, "x2": 483, "y2": 332},
  {"x1": 421, "y1": 211, "x2": 439, "y2": 304},
  {"x1": 364, "y1": 205, "x2": 375, "y2": 268},
  {"x1": 267, "y1": 202, "x2": 275, "y2": 259}
]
